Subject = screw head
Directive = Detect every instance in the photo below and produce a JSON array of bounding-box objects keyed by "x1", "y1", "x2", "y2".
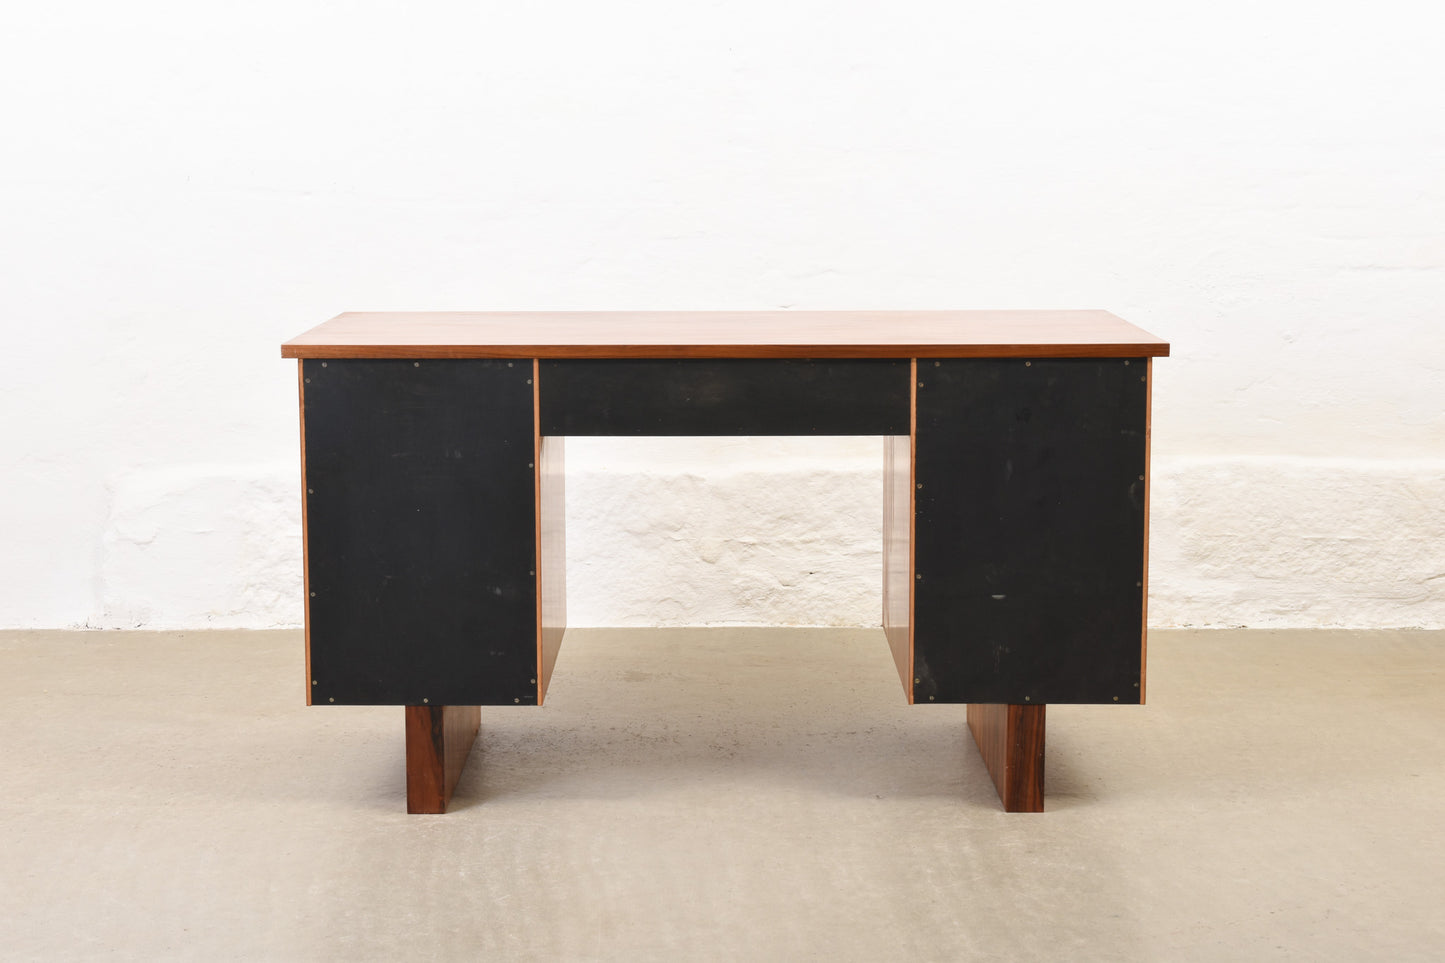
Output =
[
  {"x1": 311, "y1": 679, "x2": 317, "y2": 686},
  {"x1": 309, "y1": 591, "x2": 316, "y2": 597},
  {"x1": 328, "y1": 697, "x2": 334, "y2": 703},
  {"x1": 321, "y1": 362, "x2": 328, "y2": 367},
  {"x1": 423, "y1": 698, "x2": 429, "y2": 704},
  {"x1": 514, "y1": 698, "x2": 520, "y2": 704}
]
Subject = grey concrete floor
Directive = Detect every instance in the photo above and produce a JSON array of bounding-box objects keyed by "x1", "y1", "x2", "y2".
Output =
[{"x1": 0, "y1": 628, "x2": 1441, "y2": 961}]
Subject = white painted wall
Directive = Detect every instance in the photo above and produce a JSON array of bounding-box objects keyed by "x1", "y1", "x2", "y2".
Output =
[{"x1": 2, "y1": 1, "x2": 1442, "y2": 629}]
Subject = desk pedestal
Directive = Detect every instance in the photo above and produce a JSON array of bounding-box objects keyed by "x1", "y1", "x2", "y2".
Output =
[
  {"x1": 405, "y1": 705, "x2": 480, "y2": 814},
  {"x1": 967, "y1": 703, "x2": 1046, "y2": 812}
]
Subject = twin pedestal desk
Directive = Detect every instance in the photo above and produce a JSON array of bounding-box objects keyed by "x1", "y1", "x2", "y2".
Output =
[{"x1": 281, "y1": 311, "x2": 1169, "y2": 813}]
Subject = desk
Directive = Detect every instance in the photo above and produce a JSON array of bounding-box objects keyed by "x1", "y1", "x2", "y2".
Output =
[{"x1": 282, "y1": 311, "x2": 1169, "y2": 813}]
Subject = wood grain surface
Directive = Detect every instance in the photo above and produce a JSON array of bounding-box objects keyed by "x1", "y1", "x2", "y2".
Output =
[
  {"x1": 537, "y1": 433, "x2": 566, "y2": 704},
  {"x1": 405, "y1": 704, "x2": 480, "y2": 814},
  {"x1": 967, "y1": 702, "x2": 1046, "y2": 813},
  {"x1": 282, "y1": 311, "x2": 1170, "y2": 359}
]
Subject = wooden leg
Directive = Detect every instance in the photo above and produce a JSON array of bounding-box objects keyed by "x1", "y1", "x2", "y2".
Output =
[
  {"x1": 405, "y1": 705, "x2": 480, "y2": 814},
  {"x1": 967, "y1": 703, "x2": 1045, "y2": 812}
]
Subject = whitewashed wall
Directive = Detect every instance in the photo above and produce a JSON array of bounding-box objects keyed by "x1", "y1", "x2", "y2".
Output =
[{"x1": 2, "y1": 1, "x2": 1441, "y2": 629}]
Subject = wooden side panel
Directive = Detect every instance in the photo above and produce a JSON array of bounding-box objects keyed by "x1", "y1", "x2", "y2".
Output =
[
  {"x1": 405, "y1": 704, "x2": 480, "y2": 814},
  {"x1": 967, "y1": 702, "x2": 1045, "y2": 813},
  {"x1": 298, "y1": 362, "x2": 312, "y2": 706},
  {"x1": 538, "y1": 434, "x2": 566, "y2": 703},
  {"x1": 882, "y1": 433, "x2": 913, "y2": 700},
  {"x1": 1141, "y1": 358, "x2": 1152, "y2": 704}
]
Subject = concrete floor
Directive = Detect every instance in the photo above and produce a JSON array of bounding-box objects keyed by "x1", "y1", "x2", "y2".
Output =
[{"x1": 0, "y1": 628, "x2": 1441, "y2": 961}]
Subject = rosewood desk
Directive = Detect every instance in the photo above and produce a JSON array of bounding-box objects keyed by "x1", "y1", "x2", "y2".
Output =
[{"x1": 282, "y1": 311, "x2": 1169, "y2": 813}]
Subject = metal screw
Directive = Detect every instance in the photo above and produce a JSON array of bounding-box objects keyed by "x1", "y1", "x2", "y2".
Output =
[
  {"x1": 934, "y1": 361, "x2": 940, "y2": 367},
  {"x1": 914, "y1": 678, "x2": 920, "y2": 684},
  {"x1": 414, "y1": 362, "x2": 420, "y2": 367},
  {"x1": 916, "y1": 483, "x2": 922, "y2": 489},
  {"x1": 423, "y1": 698, "x2": 429, "y2": 704},
  {"x1": 304, "y1": 378, "x2": 310, "y2": 383},
  {"x1": 1134, "y1": 682, "x2": 1140, "y2": 687},
  {"x1": 309, "y1": 591, "x2": 316, "y2": 597},
  {"x1": 928, "y1": 696, "x2": 935, "y2": 701},
  {"x1": 1025, "y1": 361, "x2": 1032, "y2": 367},
  {"x1": 1138, "y1": 474, "x2": 1145, "y2": 481},
  {"x1": 1123, "y1": 360, "x2": 1130, "y2": 366},
  {"x1": 1140, "y1": 375, "x2": 1146, "y2": 382},
  {"x1": 321, "y1": 362, "x2": 328, "y2": 367},
  {"x1": 311, "y1": 679, "x2": 317, "y2": 686},
  {"x1": 514, "y1": 698, "x2": 520, "y2": 704},
  {"x1": 529, "y1": 570, "x2": 535, "y2": 576},
  {"x1": 328, "y1": 697, "x2": 334, "y2": 703},
  {"x1": 530, "y1": 678, "x2": 537, "y2": 684},
  {"x1": 1024, "y1": 696, "x2": 1030, "y2": 701},
  {"x1": 507, "y1": 362, "x2": 513, "y2": 367},
  {"x1": 1113, "y1": 696, "x2": 1119, "y2": 701},
  {"x1": 528, "y1": 462, "x2": 534, "y2": 469},
  {"x1": 918, "y1": 381, "x2": 924, "y2": 387},
  {"x1": 915, "y1": 573, "x2": 922, "y2": 580},
  {"x1": 307, "y1": 488, "x2": 313, "y2": 494}
]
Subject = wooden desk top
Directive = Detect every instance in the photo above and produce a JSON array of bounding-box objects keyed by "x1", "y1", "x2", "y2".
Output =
[{"x1": 281, "y1": 310, "x2": 1169, "y2": 359}]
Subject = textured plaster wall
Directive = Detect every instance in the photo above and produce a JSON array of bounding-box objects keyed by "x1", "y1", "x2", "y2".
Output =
[{"x1": 2, "y1": 1, "x2": 1442, "y2": 629}]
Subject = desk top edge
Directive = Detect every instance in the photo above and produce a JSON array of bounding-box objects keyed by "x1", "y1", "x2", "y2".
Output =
[{"x1": 281, "y1": 311, "x2": 1170, "y2": 359}]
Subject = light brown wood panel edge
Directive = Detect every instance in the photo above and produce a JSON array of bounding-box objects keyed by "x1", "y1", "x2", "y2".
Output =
[
  {"x1": 881, "y1": 435, "x2": 912, "y2": 699},
  {"x1": 533, "y1": 359, "x2": 543, "y2": 707},
  {"x1": 908, "y1": 358, "x2": 917, "y2": 706},
  {"x1": 281, "y1": 342, "x2": 1172, "y2": 361},
  {"x1": 538, "y1": 435, "x2": 567, "y2": 701},
  {"x1": 298, "y1": 361, "x2": 312, "y2": 706},
  {"x1": 1141, "y1": 358, "x2": 1153, "y2": 705}
]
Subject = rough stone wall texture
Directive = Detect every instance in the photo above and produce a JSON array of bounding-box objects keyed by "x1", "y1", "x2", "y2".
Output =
[{"x1": 86, "y1": 447, "x2": 1445, "y2": 630}]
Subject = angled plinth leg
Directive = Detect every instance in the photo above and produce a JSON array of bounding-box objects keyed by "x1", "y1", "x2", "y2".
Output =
[
  {"x1": 967, "y1": 703, "x2": 1045, "y2": 812},
  {"x1": 405, "y1": 705, "x2": 480, "y2": 814}
]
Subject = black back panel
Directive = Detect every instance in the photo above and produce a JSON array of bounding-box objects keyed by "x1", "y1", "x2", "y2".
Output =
[
  {"x1": 539, "y1": 359, "x2": 910, "y2": 435},
  {"x1": 302, "y1": 359, "x2": 537, "y2": 706},
  {"x1": 914, "y1": 359, "x2": 1147, "y2": 704}
]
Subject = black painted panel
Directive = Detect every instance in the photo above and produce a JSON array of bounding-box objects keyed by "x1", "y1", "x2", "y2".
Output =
[
  {"x1": 913, "y1": 359, "x2": 1147, "y2": 705},
  {"x1": 302, "y1": 359, "x2": 537, "y2": 705},
  {"x1": 539, "y1": 359, "x2": 910, "y2": 435}
]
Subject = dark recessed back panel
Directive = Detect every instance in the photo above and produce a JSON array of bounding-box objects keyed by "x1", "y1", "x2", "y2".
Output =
[
  {"x1": 302, "y1": 359, "x2": 537, "y2": 706},
  {"x1": 914, "y1": 359, "x2": 1147, "y2": 705},
  {"x1": 538, "y1": 359, "x2": 910, "y2": 435}
]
